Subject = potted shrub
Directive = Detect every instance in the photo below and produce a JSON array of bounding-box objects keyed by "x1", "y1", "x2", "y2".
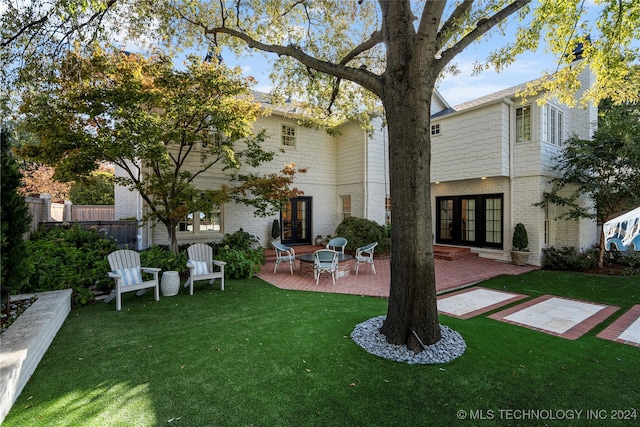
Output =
[
  {"x1": 315, "y1": 235, "x2": 324, "y2": 246},
  {"x1": 510, "y1": 223, "x2": 531, "y2": 266},
  {"x1": 271, "y1": 219, "x2": 281, "y2": 242}
]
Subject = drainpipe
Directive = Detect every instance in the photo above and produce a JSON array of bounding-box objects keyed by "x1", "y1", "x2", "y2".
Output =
[
  {"x1": 506, "y1": 97, "x2": 515, "y2": 258},
  {"x1": 363, "y1": 125, "x2": 368, "y2": 219}
]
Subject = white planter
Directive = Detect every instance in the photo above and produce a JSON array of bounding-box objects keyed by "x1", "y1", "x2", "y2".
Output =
[{"x1": 161, "y1": 271, "x2": 180, "y2": 296}]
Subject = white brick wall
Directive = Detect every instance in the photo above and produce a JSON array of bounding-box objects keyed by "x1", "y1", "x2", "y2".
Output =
[{"x1": 115, "y1": 74, "x2": 598, "y2": 260}]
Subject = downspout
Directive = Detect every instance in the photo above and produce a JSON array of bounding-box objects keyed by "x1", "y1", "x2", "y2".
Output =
[
  {"x1": 506, "y1": 97, "x2": 515, "y2": 258},
  {"x1": 363, "y1": 125, "x2": 368, "y2": 219},
  {"x1": 146, "y1": 164, "x2": 153, "y2": 249}
]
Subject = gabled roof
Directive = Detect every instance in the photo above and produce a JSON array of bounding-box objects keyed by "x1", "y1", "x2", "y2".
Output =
[{"x1": 433, "y1": 77, "x2": 542, "y2": 119}]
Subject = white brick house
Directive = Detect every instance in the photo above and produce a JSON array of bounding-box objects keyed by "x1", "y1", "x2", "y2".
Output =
[{"x1": 115, "y1": 64, "x2": 598, "y2": 266}]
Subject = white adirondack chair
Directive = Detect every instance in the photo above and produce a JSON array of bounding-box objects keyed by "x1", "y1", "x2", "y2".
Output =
[
  {"x1": 184, "y1": 243, "x2": 226, "y2": 295},
  {"x1": 105, "y1": 249, "x2": 161, "y2": 311}
]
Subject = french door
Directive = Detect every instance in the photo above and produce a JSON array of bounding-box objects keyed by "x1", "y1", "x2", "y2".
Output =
[
  {"x1": 281, "y1": 197, "x2": 312, "y2": 245},
  {"x1": 436, "y1": 194, "x2": 503, "y2": 249}
]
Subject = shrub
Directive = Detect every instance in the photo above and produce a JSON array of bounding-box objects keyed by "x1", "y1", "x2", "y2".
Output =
[
  {"x1": 271, "y1": 220, "x2": 281, "y2": 240},
  {"x1": 139, "y1": 245, "x2": 188, "y2": 274},
  {"x1": 512, "y1": 223, "x2": 529, "y2": 251},
  {"x1": 212, "y1": 229, "x2": 265, "y2": 279},
  {"x1": 26, "y1": 224, "x2": 118, "y2": 306},
  {"x1": 542, "y1": 246, "x2": 598, "y2": 271},
  {"x1": 334, "y1": 217, "x2": 390, "y2": 254}
]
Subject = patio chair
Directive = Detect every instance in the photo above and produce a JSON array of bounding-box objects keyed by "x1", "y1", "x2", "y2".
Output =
[
  {"x1": 355, "y1": 242, "x2": 378, "y2": 275},
  {"x1": 105, "y1": 249, "x2": 161, "y2": 311},
  {"x1": 273, "y1": 241, "x2": 296, "y2": 274},
  {"x1": 326, "y1": 237, "x2": 348, "y2": 254},
  {"x1": 184, "y1": 243, "x2": 226, "y2": 295},
  {"x1": 314, "y1": 249, "x2": 339, "y2": 285}
]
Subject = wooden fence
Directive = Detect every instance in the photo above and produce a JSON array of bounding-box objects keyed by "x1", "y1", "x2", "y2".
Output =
[
  {"x1": 25, "y1": 196, "x2": 46, "y2": 238},
  {"x1": 25, "y1": 195, "x2": 124, "y2": 244},
  {"x1": 70, "y1": 205, "x2": 115, "y2": 221}
]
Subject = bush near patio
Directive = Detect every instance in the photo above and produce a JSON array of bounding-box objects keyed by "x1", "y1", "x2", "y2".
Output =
[
  {"x1": 334, "y1": 217, "x2": 391, "y2": 254},
  {"x1": 542, "y1": 245, "x2": 640, "y2": 276},
  {"x1": 26, "y1": 224, "x2": 117, "y2": 307},
  {"x1": 212, "y1": 228, "x2": 265, "y2": 279}
]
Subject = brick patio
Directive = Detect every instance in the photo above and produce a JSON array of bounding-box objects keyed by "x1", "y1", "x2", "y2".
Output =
[{"x1": 258, "y1": 245, "x2": 538, "y2": 298}]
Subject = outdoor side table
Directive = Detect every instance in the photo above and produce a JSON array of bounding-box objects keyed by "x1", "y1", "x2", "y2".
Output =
[{"x1": 161, "y1": 271, "x2": 180, "y2": 296}]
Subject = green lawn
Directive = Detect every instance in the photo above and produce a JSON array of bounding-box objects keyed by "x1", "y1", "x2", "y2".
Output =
[{"x1": 4, "y1": 271, "x2": 639, "y2": 426}]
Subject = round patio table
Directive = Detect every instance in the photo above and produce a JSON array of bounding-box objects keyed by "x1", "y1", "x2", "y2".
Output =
[{"x1": 297, "y1": 253, "x2": 353, "y2": 278}]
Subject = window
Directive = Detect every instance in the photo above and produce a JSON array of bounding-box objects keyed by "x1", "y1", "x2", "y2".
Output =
[
  {"x1": 341, "y1": 196, "x2": 351, "y2": 220},
  {"x1": 461, "y1": 198, "x2": 476, "y2": 241},
  {"x1": 281, "y1": 124, "x2": 296, "y2": 148},
  {"x1": 385, "y1": 197, "x2": 392, "y2": 226},
  {"x1": 515, "y1": 106, "x2": 531, "y2": 142},
  {"x1": 484, "y1": 197, "x2": 502, "y2": 244},
  {"x1": 543, "y1": 105, "x2": 564, "y2": 146},
  {"x1": 544, "y1": 204, "x2": 555, "y2": 246},
  {"x1": 431, "y1": 123, "x2": 440, "y2": 136},
  {"x1": 202, "y1": 128, "x2": 226, "y2": 149},
  {"x1": 177, "y1": 204, "x2": 222, "y2": 234},
  {"x1": 436, "y1": 194, "x2": 503, "y2": 248}
]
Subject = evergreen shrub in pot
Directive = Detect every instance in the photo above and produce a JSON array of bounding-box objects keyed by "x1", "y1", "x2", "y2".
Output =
[{"x1": 510, "y1": 223, "x2": 531, "y2": 266}]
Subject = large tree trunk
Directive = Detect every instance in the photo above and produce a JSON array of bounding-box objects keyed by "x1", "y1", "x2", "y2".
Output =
[{"x1": 379, "y1": 75, "x2": 441, "y2": 353}]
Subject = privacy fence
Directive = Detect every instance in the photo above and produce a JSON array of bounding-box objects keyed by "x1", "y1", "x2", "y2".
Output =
[{"x1": 25, "y1": 194, "x2": 137, "y2": 248}]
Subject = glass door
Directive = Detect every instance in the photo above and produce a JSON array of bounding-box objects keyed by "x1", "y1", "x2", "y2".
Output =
[{"x1": 281, "y1": 197, "x2": 312, "y2": 245}]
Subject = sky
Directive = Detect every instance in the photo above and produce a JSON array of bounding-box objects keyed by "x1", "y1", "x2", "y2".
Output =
[
  {"x1": 210, "y1": 26, "x2": 582, "y2": 108},
  {"x1": 216, "y1": 39, "x2": 558, "y2": 108}
]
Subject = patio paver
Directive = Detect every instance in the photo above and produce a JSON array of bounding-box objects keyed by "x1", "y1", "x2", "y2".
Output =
[{"x1": 256, "y1": 250, "x2": 538, "y2": 298}]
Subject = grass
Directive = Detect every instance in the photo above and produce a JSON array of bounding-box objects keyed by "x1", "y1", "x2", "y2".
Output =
[{"x1": 4, "y1": 271, "x2": 639, "y2": 426}]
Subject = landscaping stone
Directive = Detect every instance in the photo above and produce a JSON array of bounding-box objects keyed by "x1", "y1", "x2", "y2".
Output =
[
  {"x1": 0, "y1": 289, "x2": 71, "y2": 424},
  {"x1": 351, "y1": 315, "x2": 466, "y2": 364}
]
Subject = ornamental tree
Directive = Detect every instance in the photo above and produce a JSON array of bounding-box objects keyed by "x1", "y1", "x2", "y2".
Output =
[{"x1": 18, "y1": 47, "x2": 304, "y2": 253}]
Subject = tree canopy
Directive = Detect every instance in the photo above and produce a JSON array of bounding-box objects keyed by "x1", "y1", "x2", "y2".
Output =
[{"x1": 18, "y1": 47, "x2": 304, "y2": 252}]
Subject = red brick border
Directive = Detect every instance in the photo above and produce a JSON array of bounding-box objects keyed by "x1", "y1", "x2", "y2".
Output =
[
  {"x1": 488, "y1": 295, "x2": 620, "y2": 340},
  {"x1": 596, "y1": 304, "x2": 640, "y2": 347},
  {"x1": 437, "y1": 286, "x2": 529, "y2": 319}
]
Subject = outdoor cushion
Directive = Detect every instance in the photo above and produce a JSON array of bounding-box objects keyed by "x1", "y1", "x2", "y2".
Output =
[
  {"x1": 190, "y1": 260, "x2": 209, "y2": 275},
  {"x1": 115, "y1": 267, "x2": 142, "y2": 286}
]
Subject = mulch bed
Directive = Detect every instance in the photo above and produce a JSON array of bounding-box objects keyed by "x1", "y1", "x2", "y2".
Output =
[{"x1": 1, "y1": 297, "x2": 37, "y2": 334}]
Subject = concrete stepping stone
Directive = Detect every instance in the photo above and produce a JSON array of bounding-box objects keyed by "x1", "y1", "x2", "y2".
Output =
[
  {"x1": 597, "y1": 304, "x2": 640, "y2": 347},
  {"x1": 437, "y1": 286, "x2": 528, "y2": 319},
  {"x1": 489, "y1": 295, "x2": 620, "y2": 340}
]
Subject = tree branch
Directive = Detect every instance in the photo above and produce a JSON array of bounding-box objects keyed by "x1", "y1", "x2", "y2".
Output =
[
  {"x1": 437, "y1": 0, "x2": 531, "y2": 68},
  {"x1": 434, "y1": 0, "x2": 474, "y2": 51},
  {"x1": 177, "y1": 10, "x2": 384, "y2": 97}
]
